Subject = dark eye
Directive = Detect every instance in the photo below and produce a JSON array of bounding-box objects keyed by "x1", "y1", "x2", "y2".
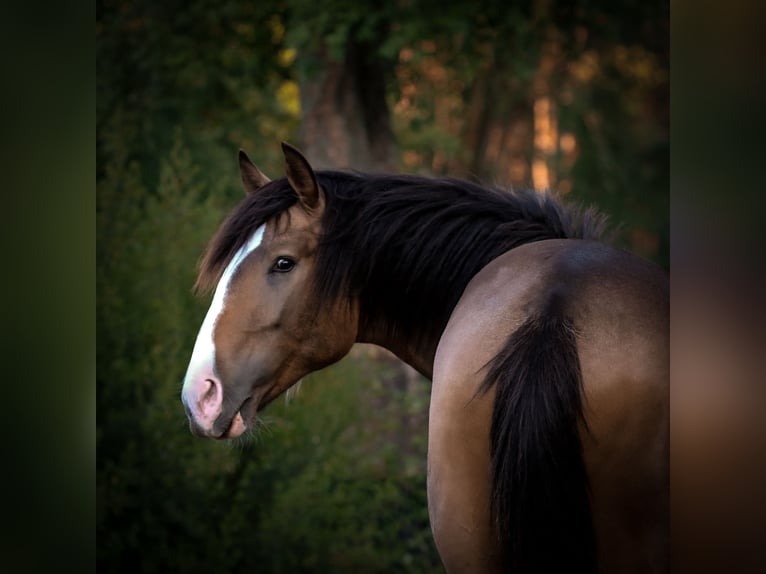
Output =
[{"x1": 271, "y1": 257, "x2": 296, "y2": 273}]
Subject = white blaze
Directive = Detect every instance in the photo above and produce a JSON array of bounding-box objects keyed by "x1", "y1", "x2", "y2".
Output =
[{"x1": 182, "y1": 225, "x2": 266, "y2": 394}]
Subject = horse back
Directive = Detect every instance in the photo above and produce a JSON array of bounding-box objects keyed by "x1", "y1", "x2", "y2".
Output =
[{"x1": 429, "y1": 238, "x2": 668, "y2": 573}]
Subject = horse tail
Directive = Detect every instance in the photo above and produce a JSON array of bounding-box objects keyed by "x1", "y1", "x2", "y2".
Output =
[{"x1": 479, "y1": 294, "x2": 596, "y2": 573}]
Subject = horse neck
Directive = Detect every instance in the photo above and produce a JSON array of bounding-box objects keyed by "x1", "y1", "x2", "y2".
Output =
[
  {"x1": 319, "y1": 172, "x2": 598, "y2": 380},
  {"x1": 356, "y1": 316, "x2": 437, "y2": 380}
]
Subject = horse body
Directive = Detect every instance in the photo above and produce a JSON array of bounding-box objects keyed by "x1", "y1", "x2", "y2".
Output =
[
  {"x1": 182, "y1": 143, "x2": 669, "y2": 573},
  {"x1": 430, "y1": 239, "x2": 668, "y2": 573}
]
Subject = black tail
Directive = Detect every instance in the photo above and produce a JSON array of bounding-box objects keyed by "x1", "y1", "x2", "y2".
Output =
[{"x1": 479, "y1": 302, "x2": 596, "y2": 573}]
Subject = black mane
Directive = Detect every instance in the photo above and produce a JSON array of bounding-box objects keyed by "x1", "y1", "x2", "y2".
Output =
[{"x1": 197, "y1": 171, "x2": 607, "y2": 346}]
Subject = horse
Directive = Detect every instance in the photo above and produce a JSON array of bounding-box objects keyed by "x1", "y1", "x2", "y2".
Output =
[{"x1": 181, "y1": 142, "x2": 669, "y2": 573}]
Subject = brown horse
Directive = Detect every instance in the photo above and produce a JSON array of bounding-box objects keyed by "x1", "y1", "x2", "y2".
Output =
[{"x1": 182, "y1": 143, "x2": 669, "y2": 573}]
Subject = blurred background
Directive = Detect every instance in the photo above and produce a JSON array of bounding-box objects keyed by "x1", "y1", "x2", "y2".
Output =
[{"x1": 97, "y1": 1, "x2": 667, "y2": 572}]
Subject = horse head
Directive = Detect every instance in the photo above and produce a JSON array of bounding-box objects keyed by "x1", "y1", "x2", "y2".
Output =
[{"x1": 181, "y1": 143, "x2": 358, "y2": 439}]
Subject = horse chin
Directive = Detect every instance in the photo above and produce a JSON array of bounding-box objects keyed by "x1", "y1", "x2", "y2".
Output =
[
  {"x1": 218, "y1": 382, "x2": 281, "y2": 439},
  {"x1": 219, "y1": 396, "x2": 257, "y2": 440},
  {"x1": 221, "y1": 411, "x2": 247, "y2": 439}
]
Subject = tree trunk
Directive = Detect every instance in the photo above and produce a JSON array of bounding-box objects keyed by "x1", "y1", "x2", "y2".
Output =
[
  {"x1": 531, "y1": 40, "x2": 560, "y2": 191},
  {"x1": 297, "y1": 39, "x2": 396, "y2": 172}
]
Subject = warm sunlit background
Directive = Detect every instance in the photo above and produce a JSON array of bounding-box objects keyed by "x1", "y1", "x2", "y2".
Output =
[{"x1": 97, "y1": 1, "x2": 667, "y2": 572}]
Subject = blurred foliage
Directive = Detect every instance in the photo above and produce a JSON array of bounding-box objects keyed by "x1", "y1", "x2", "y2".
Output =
[
  {"x1": 281, "y1": 0, "x2": 667, "y2": 263},
  {"x1": 98, "y1": 1, "x2": 666, "y2": 572}
]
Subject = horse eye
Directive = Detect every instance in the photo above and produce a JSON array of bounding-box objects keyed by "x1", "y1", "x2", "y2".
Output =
[{"x1": 271, "y1": 257, "x2": 295, "y2": 273}]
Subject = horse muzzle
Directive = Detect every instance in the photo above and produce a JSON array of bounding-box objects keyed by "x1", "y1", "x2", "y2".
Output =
[{"x1": 181, "y1": 375, "x2": 248, "y2": 439}]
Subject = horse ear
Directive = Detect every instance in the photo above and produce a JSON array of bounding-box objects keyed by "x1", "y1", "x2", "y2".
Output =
[
  {"x1": 281, "y1": 142, "x2": 322, "y2": 211},
  {"x1": 239, "y1": 149, "x2": 271, "y2": 195}
]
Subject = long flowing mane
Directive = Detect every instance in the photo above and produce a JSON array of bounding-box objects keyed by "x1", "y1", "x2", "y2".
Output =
[{"x1": 196, "y1": 171, "x2": 607, "y2": 346}]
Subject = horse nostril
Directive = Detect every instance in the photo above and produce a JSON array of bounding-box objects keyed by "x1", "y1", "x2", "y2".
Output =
[
  {"x1": 181, "y1": 375, "x2": 224, "y2": 434},
  {"x1": 201, "y1": 378, "x2": 217, "y2": 399},
  {"x1": 199, "y1": 378, "x2": 221, "y2": 413}
]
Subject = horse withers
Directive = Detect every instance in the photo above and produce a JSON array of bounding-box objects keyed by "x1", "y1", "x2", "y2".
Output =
[{"x1": 181, "y1": 143, "x2": 669, "y2": 573}]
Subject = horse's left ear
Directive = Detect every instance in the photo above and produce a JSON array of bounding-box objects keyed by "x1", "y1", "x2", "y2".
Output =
[{"x1": 281, "y1": 142, "x2": 323, "y2": 212}]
